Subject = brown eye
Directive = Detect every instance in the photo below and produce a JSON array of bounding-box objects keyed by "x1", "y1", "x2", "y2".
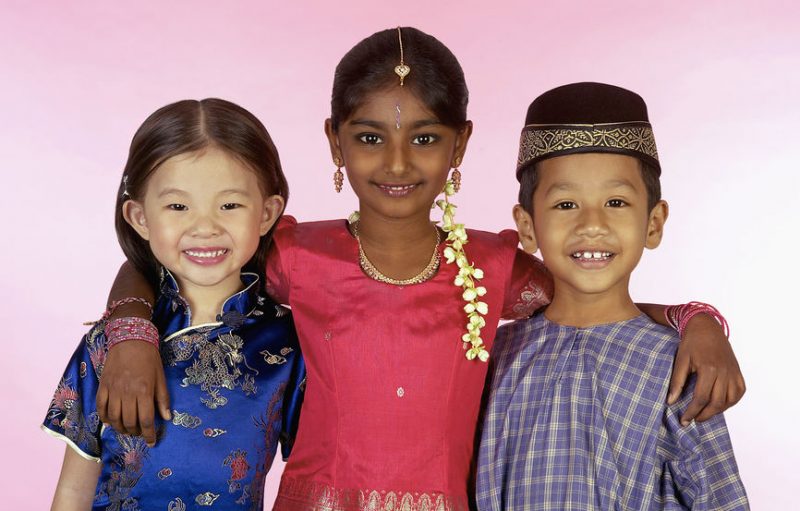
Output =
[
  {"x1": 221, "y1": 203, "x2": 241, "y2": 210},
  {"x1": 555, "y1": 201, "x2": 577, "y2": 210},
  {"x1": 358, "y1": 133, "x2": 382, "y2": 145},
  {"x1": 606, "y1": 199, "x2": 626, "y2": 208},
  {"x1": 411, "y1": 134, "x2": 437, "y2": 145},
  {"x1": 167, "y1": 204, "x2": 187, "y2": 211}
]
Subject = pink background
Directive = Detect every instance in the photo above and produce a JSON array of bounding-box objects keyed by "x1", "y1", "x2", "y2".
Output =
[{"x1": 1, "y1": 0, "x2": 797, "y2": 508}]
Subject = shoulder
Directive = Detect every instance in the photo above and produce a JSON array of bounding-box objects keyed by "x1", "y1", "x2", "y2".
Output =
[
  {"x1": 465, "y1": 227, "x2": 519, "y2": 253},
  {"x1": 274, "y1": 215, "x2": 349, "y2": 248},
  {"x1": 617, "y1": 314, "x2": 679, "y2": 356},
  {"x1": 492, "y1": 313, "x2": 547, "y2": 371}
]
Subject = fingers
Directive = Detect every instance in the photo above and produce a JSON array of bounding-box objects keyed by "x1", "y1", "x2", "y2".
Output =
[
  {"x1": 106, "y1": 392, "x2": 125, "y2": 434},
  {"x1": 96, "y1": 385, "x2": 109, "y2": 425},
  {"x1": 680, "y1": 365, "x2": 717, "y2": 426},
  {"x1": 667, "y1": 349, "x2": 690, "y2": 404},
  {"x1": 729, "y1": 374, "x2": 746, "y2": 406},
  {"x1": 694, "y1": 370, "x2": 728, "y2": 422},
  {"x1": 122, "y1": 393, "x2": 141, "y2": 437},
  {"x1": 138, "y1": 398, "x2": 156, "y2": 447},
  {"x1": 155, "y1": 369, "x2": 172, "y2": 422}
]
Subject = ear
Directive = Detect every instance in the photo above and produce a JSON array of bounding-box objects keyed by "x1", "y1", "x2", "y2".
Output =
[
  {"x1": 324, "y1": 118, "x2": 343, "y2": 167},
  {"x1": 645, "y1": 200, "x2": 669, "y2": 249},
  {"x1": 259, "y1": 194, "x2": 286, "y2": 236},
  {"x1": 122, "y1": 200, "x2": 150, "y2": 241},
  {"x1": 512, "y1": 204, "x2": 539, "y2": 254},
  {"x1": 451, "y1": 120, "x2": 473, "y2": 167}
]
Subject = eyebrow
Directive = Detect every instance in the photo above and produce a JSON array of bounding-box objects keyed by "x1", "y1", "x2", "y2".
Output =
[
  {"x1": 543, "y1": 178, "x2": 638, "y2": 196},
  {"x1": 348, "y1": 118, "x2": 441, "y2": 129},
  {"x1": 157, "y1": 188, "x2": 250, "y2": 198}
]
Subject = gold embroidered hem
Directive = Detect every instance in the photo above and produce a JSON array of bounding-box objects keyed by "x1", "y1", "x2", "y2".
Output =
[
  {"x1": 274, "y1": 477, "x2": 468, "y2": 511},
  {"x1": 516, "y1": 122, "x2": 658, "y2": 170}
]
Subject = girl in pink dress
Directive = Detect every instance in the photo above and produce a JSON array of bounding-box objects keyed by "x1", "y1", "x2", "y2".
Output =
[{"x1": 95, "y1": 27, "x2": 744, "y2": 511}]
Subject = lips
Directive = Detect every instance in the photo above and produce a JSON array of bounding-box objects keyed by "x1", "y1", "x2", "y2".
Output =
[
  {"x1": 182, "y1": 247, "x2": 229, "y2": 265},
  {"x1": 375, "y1": 183, "x2": 419, "y2": 197},
  {"x1": 569, "y1": 249, "x2": 616, "y2": 269}
]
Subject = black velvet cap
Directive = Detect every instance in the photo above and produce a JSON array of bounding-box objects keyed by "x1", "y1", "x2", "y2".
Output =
[{"x1": 516, "y1": 82, "x2": 660, "y2": 179}]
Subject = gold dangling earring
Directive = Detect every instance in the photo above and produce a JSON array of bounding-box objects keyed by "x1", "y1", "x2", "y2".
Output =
[
  {"x1": 451, "y1": 157, "x2": 462, "y2": 193},
  {"x1": 333, "y1": 157, "x2": 344, "y2": 193}
]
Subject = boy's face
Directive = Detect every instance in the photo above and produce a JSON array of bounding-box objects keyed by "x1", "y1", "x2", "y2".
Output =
[{"x1": 514, "y1": 153, "x2": 668, "y2": 301}]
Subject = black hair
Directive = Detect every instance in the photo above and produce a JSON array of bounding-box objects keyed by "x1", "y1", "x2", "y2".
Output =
[
  {"x1": 518, "y1": 160, "x2": 661, "y2": 214},
  {"x1": 330, "y1": 27, "x2": 469, "y2": 130},
  {"x1": 115, "y1": 98, "x2": 289, "y2": 285}
]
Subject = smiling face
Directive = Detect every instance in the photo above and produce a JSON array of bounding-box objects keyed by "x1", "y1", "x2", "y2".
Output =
[
  {"x1": 515, "y1": 153, "x2": 668, "y2": 311},
  {"x1": 326, "y1": 86, "x2": 471, "y2": 224},
  {"x1": 122, "y1": 146, "x2": 284, "y2": 303}
]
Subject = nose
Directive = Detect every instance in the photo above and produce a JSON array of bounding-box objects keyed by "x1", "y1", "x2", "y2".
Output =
[
  {"x1": 189, "y1": 210, "x2": 222, "y2": 238},
  {"x1": 574, "y1": 207, "x2": 609, "y2": 238},
  {"x1": 386, "y1": 140, "x2": 409, "y2": 176}
]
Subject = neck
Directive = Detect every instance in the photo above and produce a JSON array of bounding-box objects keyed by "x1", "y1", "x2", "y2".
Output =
[
  {"x1": 544, "y1": 281, "x2": 640, "y2": 328},
  {"x1": 355, "y1": 207, "x2": 439, "y2": 281},
  {"x1": 175, "y1": 276, "x2": 244, "y2": 326}
]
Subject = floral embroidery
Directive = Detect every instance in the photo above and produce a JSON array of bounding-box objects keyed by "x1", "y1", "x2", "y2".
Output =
[
  {"x1": 276, "y1": 477, "x2": 467, "y2": 511},
  {"x1": 224, "y1": 449, "x2": 251, "y2": 503},
  {"x1": 510, "y1": 278, "x2": 551, "y2": 319},
  {"x1": 157, "y1": 467, "x2": 173, "y2": 480},
  {"x1": 96, "y1": 434, "x2": 149, "y2": 511},
  {"x1": 248, "y1": 384, "x2": 286, "y2": 507},
  {"x1": 46, "y1": 377, "x2": 101, "y2": 456}
]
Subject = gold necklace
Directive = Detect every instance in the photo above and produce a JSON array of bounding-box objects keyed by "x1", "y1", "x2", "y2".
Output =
[{"x1": 353, "y1": 221, "x2": 441, "y2": 285}]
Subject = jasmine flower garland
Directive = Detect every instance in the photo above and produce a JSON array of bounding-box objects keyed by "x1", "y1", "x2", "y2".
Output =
[{"x1": 436, "y1": 180, "x2": 489, "y2": 362}]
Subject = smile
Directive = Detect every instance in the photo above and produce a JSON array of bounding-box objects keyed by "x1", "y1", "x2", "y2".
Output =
[
  {"x1": 571, "y1": 251, "x2": 614, "y2": 261},
  {"x1": 184, "y1": 248, "x2": 228, "y2": 258},
  {"x1": 376, "y1": 183, "x2": 419, "y2": 197}
]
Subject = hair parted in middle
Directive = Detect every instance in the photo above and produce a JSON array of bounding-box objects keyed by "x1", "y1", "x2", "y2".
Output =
[
  {"x1": 330, "y1": 27, "x2": 469, "y2": 130},
  {"x1": 115, "y1": 98, "x2": 289, "y2": 286}
]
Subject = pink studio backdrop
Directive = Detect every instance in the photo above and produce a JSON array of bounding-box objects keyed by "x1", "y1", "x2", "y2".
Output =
[{"x1": 1, "y1": 1, "x2": 797, "y2": 508}]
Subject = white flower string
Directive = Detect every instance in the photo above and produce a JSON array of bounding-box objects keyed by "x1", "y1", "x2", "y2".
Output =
[
  {"x1": 436, "y1": 179, "x2": 489, "y2": 362},
  {"x1": 347, "y1": 177, "x2": 489, "y2": 363}
]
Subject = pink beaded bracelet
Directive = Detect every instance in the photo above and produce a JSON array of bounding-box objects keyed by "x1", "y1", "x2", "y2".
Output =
[
  {"x1": 101, "y1": 297, "x2": 153, "y2": 321},
  {"x1": 664, "y1": 301, "x2": 730, "y2": 338},
  {"x1": 104, "y1": 317, "x2": 160, "y2": 350}
]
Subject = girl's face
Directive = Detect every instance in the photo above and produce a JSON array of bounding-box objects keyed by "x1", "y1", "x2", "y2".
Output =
[
  {"x1": 326, "y1": 87, "x2": 471, "y2": 223},
  {"x1": 123, "y1": 146, "x2": 284, "y2": 299}
]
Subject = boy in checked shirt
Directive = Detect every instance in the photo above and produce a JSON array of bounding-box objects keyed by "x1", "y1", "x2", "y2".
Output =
[{"x1": 476, "y1": 82, "x2": 748, "y2": 511}]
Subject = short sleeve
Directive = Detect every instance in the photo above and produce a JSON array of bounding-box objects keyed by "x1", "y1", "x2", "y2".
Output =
[
  {"x1": 498, "y1": 230, "x2": 553, "y2": 320},
  {"x1": 41, "y1": 324, "x2": 106, "y2": 462},
  {"x1": 279, "y1": 327, "x2": 306, "y2": 461},
  {"x1": 265, "y1": 215, "x2": 298, "y2": 305},
  {"x1": 656, "y1": 378, "x2": 749, "y2": 510}
]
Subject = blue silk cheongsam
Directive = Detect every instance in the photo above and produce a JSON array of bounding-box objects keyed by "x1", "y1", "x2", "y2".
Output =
[{"x1": 42, "y1": 271, "x2": 305, "y2": 510}]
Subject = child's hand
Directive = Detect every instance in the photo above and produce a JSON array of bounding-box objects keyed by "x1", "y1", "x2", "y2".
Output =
[
  {"x1": 668, "y1": 314, "x2": 746, "y2": 425},
  {"x1": 96, "y1": 341, "x2": 171, "y2": 447}
]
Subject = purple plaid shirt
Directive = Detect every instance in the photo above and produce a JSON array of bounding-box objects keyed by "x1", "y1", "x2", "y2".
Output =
[{"x1": 476, "y1": 313, "x2": 748, "y2": 511}]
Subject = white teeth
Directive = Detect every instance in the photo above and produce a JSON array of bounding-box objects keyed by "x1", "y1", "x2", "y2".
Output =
[
  {"x1": 185, "y1": 249, "x2": 226, "y2": 258},
  {"x1": 572, "y1": 251, "x2": 613, "y2": 260}
]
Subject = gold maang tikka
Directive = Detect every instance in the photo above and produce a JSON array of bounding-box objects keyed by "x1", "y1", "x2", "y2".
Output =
[{"x1": 394, "y1": 27, "x2": 410, "y2": 86}]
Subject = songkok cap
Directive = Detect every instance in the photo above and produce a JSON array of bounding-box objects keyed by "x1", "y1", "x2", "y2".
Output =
[{"x1": 516, "y1": 82, "x2": 660, "y2": 180}]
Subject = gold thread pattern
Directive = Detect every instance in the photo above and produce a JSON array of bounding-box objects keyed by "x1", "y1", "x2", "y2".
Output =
[
  {"x1": 274, "y1": 477, "x2": 468, "y2": 511},
  {"x1": 517, "y1": 123, "x2": 658, "y2": 169}
]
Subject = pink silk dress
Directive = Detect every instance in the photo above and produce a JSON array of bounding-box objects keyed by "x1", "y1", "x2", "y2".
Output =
[{"x1": 267, "y1": 217, "x2": 552, "y2": 511}]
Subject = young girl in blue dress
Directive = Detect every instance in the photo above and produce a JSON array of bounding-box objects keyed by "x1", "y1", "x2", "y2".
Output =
[{"x1": 42, "y1": 98, "x2": 305, "y2": 511}]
